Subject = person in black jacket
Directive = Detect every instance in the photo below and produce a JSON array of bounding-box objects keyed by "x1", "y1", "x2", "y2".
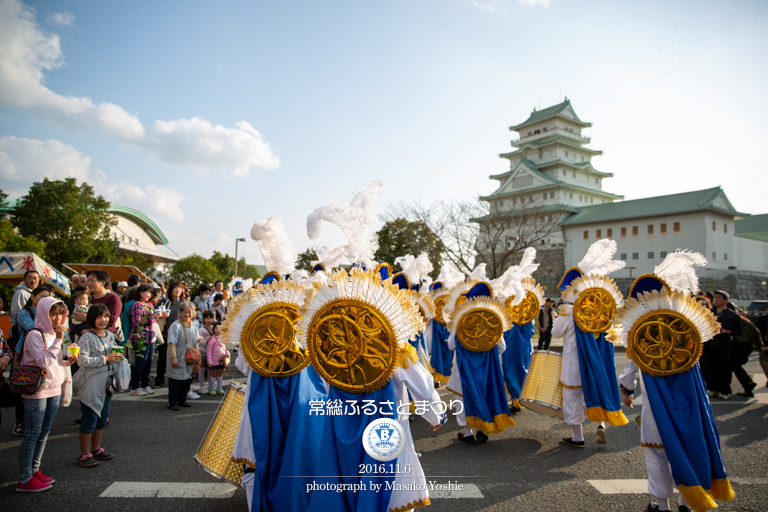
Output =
[
  {"x1": 537, "y1": 298, "x2": 554, "y2": 350},
  {"x1": 700, "y1": 291, "x2": 742, "y2": 399},
  {"x1": 731, "y1": 307, "x2": 759, "y2": 397},
  {"x1": 755, "y1": 304, "x2": 768, "y2": 388}
]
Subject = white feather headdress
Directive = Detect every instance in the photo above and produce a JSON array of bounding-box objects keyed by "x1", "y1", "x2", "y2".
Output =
[
  {"x1": 491, "y1": 247, "x2": 539, "y2": 306},
  {"x1": 432, "y1": 266, "x2": 464, "y2": 292},
  {"x1": 250, "y1": 216, "x2": 296, "y2": 275},
  {"x1": 306, "y1": 181, "x2": 382, "y2": 269},
  {"x1": 578, "y1": 239, "x2": 626, "y2": 276},
  {"x1": 311, "y1": 245, "x2": 351, "y2": 272},
  {"x1": 653, "y1": 250, "x2": 708, "y2": 295},
  {"x1": 395, "y1": 252, "x2": 434, "y2": 287}
]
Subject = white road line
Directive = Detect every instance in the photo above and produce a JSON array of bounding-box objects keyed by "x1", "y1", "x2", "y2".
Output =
[
  {"x1": 730, "y1": 477, "x2": 768, "y2": 485},
  {"x1": 430, "y1": 483, "x2": 483, "y2": 498},
  {"x1": 588, "y1": 479, "x2": 676, "y2": 494},
  {"x1": 100, "y1": 482, "x2": 236, "y2": 498}
]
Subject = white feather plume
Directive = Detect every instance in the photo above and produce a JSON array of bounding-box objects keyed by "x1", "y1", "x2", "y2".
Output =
[
  {"x1": 653, "y1": 250, "x2": 708, "y2": 295},
  {"x1": 466, "y1": 263, "x2": 487, "y2": 282},
  {"x1": 306, "y1": 181, "x2": 382, "y2": 268},
  {"x1": 250, "y1": 216, "x2": 296, "y2": 275},
  {"x1": 578, "y1": 239, "x2": 626, "y2": 276},
  {"x1": 434, "y1": 266, "x2": 464, "y2": 289},
  {"x1": 490, "y1": 247, "x2": 539, "y2": 301},
  {"x1": 395, "y1": 252, "x2": 434, "y2": 286}
]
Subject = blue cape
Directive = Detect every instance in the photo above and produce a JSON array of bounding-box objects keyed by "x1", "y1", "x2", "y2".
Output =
[
  {"x1": 308, "y1": 381, "x2": 397, "y2": 512},
  {"x1": 573, "y1": 325, "x2": 628, "y2": 426},
  {"x1": 455, "y1": 340, "x2": 514, "y2": 434},
  {"x1": 501, "y1": 322, "x2": 535, "y2": 402},
  {"x1": 643, "y1": 364, "x2": 734, "y2": 510},
  {"x1": 429, "y1": 320, "x2": 452, "y2": 382},
  {"x1": 248, "y1": 365, "x2": 328, "y2": 512}
]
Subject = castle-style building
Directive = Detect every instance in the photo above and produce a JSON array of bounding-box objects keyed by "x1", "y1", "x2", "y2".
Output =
[{"x1": 477, "y1": 99, "x2": 768, "y2": 299}]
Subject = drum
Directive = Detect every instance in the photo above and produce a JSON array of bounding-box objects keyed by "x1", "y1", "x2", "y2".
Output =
[
  {"x1": 194, "y1": 382, "x2": 246, "y2": 484},
  {"x1": 519, "y1": 350, "x2": 564, "y2": 419}
]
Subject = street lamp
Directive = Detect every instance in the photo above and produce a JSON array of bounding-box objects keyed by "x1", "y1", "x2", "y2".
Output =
[{"x1": 234, "y1": 238, "x2": 246, "y2": 279}]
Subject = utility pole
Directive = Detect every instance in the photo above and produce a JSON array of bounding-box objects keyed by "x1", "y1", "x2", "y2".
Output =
[{"x1": 234, "y1": 238, "x2": 246, "y2": 279}]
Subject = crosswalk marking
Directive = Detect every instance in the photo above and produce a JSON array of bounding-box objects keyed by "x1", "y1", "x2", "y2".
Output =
[
  {"x1": 588, "y1": 480, "x2": 676, "y2": 494},
  {"x1": 100, "y1": 482, "x2": 236, "y2": 498},
  {"x1": 430, "y1": 483, "x2": 483, "y2": 498}
]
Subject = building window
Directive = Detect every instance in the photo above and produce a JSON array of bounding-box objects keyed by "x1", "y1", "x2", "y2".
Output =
[
  {"x1": 607, "y1": 228, "x2": 613, "y2": 238},
  {"x1": 547, "y1": 214, "x2": 553, "y2": 222},
  {"x1": 632, "y1": 226, "x2": 638, "y2": 235},
  {"x1": 648, "y1": 251, "x2": 654, "y2": 259},
  {"x1": 590, "y1": 197, "x2": 593, "y2": 204},
  {"x1": 550, "y1": 191, "x2": 554, "y2": 198},
  {"x1": 569, "y1": 192, "x2": 573, "y2": 199},
  {"x1": 632, "y1": 253, "x2": 639, "y2": 260},
  {"x1": 573, "y1": 171, "x2": 576, "y2": 178},
  {"x1": 648, "y1": 224, "x2": 654, "y2": 234},
  {"x1": 583, "y1": 230, "x2": 589, "y2": 240},
  {"x1": 620, "y1": 253, "x2": 627, "y2": 260},
  {"x1": 712, "y1": 251, "x2": 716, "y2": 259},
  {"x1": 543, "y1": 127, "x2": 548, "y2": 132},
  {"x1": 660, "y1": 251, "x2": 667, "y2": 258},
  {"x1": 121, "y1": 235, "x2": 125, "y2": 242},
  {"x1": 724, "y1": 253, "x2": 728, "y2": 260},
  {"x1": 539, "y1": 151, "x2": 543, "y2": 159},
  {"x1": 724, "y1": 224, "x2": 727, "y2": 233},
  {"x1": 596, "y1": 229, "x2": 602, "y2": 238},
  {"x1": 565, "y1": 151, "x2": 569, "y2": 157},
  {"x1": 543, "y1": 193, "x2": 547, "y2": 201},
  {"x1": 595, "y1": 177, "x2": 598, "y2": 184},
  {"x1": 674, "y1": 222, "x2": 680, "y2": 232},
  {"x1": 527, "y1": 132, "x2": 532, "y2": 137},
  {"x1": 563, "y1": 169, "x2": 566, "y2": 176},
  {"x1": 660, "y1": 223, "x2": 667, "y2": 233},
  {"x1": 579, "y1": 194, "x2": 583, "y2": 201},
  {"x1": 621, "y1": 227, "x2": 627, "y2": 237},
  {"x1": 582, "y1": 156, "x2": 585, "y2": 162},
  {"x1": 712, "y1": 221, "x2": 716, "y2": 231}
]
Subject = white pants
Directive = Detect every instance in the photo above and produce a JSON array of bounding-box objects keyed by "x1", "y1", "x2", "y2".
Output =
[
  {"x1": 562, "y1": 387, "x2": 586, "y2": 426},
  {"x1": 241, "y1": 472, "x2": 254, "y2": 510},
  {"x1": 644, "y1": 447, "x2": 675, "y2": 499}
]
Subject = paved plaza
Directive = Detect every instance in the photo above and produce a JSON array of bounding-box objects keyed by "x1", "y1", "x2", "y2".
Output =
[{"x1": 1, "y1": 344, "x2": 766, "y2": 512}]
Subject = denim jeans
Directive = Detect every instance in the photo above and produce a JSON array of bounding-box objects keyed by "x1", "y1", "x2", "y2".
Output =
[
  {"x1": 80, "y1": 395, "x2": 111, "y2": 434},
  {"x1": 19, "y1": 395, "x2": 60, "y2": 482},
  {"x1": 130, "y1": 342, "x2": 155, "y2": 390}
]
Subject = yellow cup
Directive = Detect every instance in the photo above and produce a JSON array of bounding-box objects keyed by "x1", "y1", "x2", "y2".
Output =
[{"x1": 67, "y1": 345, "x2": 80, "y2": 357}]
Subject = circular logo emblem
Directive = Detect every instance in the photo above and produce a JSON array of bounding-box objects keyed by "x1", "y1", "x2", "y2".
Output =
[
  {"x1": 457, "y1": 309, "x2": 504, "y2": 352},
  {"x1": 241, "y1": 303, "x2": 309, "y2": 378},
  {"x1": 433, "y1": 295, "x2": 447, "y2": 324},
  {"x1": 506, "y1": 291, "x2": 540, "y2": 326},
  {"x1": 627, "y1": 310, "x2": 702, "y2": 377},
  {"x1": 362, "y1": 418, "x2": 406, "y2": 462},
  {"x1": 573, "y1": 288, "x2": 617, "y2": 333}
]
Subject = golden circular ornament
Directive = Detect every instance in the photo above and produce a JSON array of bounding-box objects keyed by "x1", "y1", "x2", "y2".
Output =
[
  {"x1": 306, "y1": 299, "x2": 399, "y2": 393},
  {"x1": 240, "y1": 303, "x2": 309, "y2": 378},
  {"x1": 457, "y1": 309, "x2": 504, "y2": 352},
  {"x1": 573, "y1": 288, "x2": 617, "y2": 333},
  {"x1": 434, "y1": 295, "x2": 447, "y2": 324},
  {"x1": 506, "y1": 291, "x2": 540, "y2": 325},
  {"x1": 627, "y1": 310, "x2": 702, "y2": 377}
]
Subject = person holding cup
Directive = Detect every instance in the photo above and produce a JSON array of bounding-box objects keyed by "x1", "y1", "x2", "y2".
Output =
[{"x1": 73, "y1": 304, "x2": 121, "y2": 468}]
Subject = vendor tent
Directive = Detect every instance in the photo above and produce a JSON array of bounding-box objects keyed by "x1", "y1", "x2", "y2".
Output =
[
  {"x1": 63, "y1": 263, "x2": 155, "y2": 286},
  {"x1": 0, "y1": 252, "x2": 71, "y2": 297}
]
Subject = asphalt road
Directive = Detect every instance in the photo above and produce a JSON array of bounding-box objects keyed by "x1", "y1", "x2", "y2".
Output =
[{"x1": 1, "y1": 350, "x2": 766, "y2": 512}]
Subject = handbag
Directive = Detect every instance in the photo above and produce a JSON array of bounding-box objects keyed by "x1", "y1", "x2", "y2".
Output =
[
  {"x1": 9, "y1": 329, "x2": 47, "y2": 395},
  {"x1": 182, "y1": 325, "x2": 201, "y2": 365}
]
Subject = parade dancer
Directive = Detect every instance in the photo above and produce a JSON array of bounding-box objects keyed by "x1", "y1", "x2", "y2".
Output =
[
  {"x1": 554, "y1": 239, "x2": 628, "y2": 448},
  {"x1": 393, "y1": 252, "x2": 436, "y2": 373},
  {"x1": 611, "y1": 251, "x2": 735, "y2": 512},
  {"x1": 426, "y1": 267, "x2": 464, "y2": 385},
  {"x1": 224, "y1": 217, "x2": 328, "y2": 512}
]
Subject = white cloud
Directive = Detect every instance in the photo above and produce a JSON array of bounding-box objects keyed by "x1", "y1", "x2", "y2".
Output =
[
  {"x1": 0, "y1": 0, "x2": 279, "y2": 175},
  {"x1": 0, "y1": 135, "x2": 188, "y2": 223},
  {"x1": 46, "y1": 11, "x2": 75, "y2": 27}
]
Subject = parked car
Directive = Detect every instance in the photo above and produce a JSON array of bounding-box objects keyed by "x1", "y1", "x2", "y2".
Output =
[{"x1": 746, "y1": 300, "x2": 768, "y2": 322}]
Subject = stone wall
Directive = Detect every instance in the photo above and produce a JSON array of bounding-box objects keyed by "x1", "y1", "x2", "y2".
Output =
[{"x1": 534, "y1": 247, "x2": 566, "y2": 298}]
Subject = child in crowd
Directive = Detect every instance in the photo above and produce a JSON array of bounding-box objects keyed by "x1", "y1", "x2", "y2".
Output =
[
  {"x1": 149, "y1": 289, "x2": 165, "y2": 351},
  {"x1": 206, "y1": 324, "x2": 230, "y2": 395},
  {"x1": 167, "y1": 302, "x2": 200, "y2": 410},
  {"x1": 74, "y1": 304, "x2": 121, "y2": 468},
  {"x1": 212, "y1": 293, "x2": 226, "y2": 323},
  {"x1": 197, "y1": 311, "x2": 215, "y2": 394},
  {"x1": 69, "y1": 289, "x2": 90, "y2": 345}
]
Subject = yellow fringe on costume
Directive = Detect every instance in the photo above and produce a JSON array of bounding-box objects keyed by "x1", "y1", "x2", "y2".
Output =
[
  {"x1": 390, "y1": 497, "x2": 430, "y2": 512},
  {"x1": 586, "y1": 407, "x2": 628, "y2": 426},
  {"x1": 678, "y1": 485, "x2": 718, "y2": 512},
  {"x1": 710, "y1": 478, "x2": 735, "y2": 502},
  {"x1": 512, "y1": 398, "x2": 521, "y2": 408},
  {"x1": 560, "y1": 381, "x2": 583, "y2": 389},
  {"x1": 466, "y1": 413, "x2": 515, "y2": 434},
  {"x1": 446, "y1": 386, "x2": 462, "y2": 397},
  {"x1": 432, "y1": 371, "x2": 450, "y2": 384},
  {"x1": 399, "y1": 344, "x2": 419, "y2": 369}
]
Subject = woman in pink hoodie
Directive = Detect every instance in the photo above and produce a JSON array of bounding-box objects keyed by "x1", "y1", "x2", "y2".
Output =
[{"x1": 16, "y1": 297, "x2": 77, "y2": 493}]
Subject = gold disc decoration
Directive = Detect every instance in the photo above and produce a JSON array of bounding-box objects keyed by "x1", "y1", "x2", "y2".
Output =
[
  {"x1": 434, "y1": 295, "x2": 447, "y2": 324},
  {"x1": 240, "y1": 303, "x2": 309, "y2": 378},
  {"x1": 457, "y1": 310, "x2": 504, "y2": 352},
  {"x1": 627, "y1": 310, "x2": 702, "y2": 377},
  {"x1": 307, "y1": 299, "x2": 399, "y2": 393},
  {"x1": 506, "y1": 291, "x2": 540, "y2": 325},
  {"x1": 573, "y1": 288, "x2": 617, "y2": 333}
]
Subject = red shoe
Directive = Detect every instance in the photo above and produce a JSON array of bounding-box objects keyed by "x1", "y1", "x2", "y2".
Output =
[
  {"x1": 16, "y1": 477, "x2": 52, "y2": 493},
  {"x1": 34, "y1": 471, "x2": 55, "y2": 484}
]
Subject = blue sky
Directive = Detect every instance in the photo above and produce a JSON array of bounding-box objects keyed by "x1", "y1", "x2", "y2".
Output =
[{"x1": 1, "y1": 0, "x2": 767, "y2": 267}]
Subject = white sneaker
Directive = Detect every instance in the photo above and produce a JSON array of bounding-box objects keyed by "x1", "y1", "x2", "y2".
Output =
[
  {"x1": 187, "y1": 391, "x2": 200, "y2": 400},
  {"x1": 198, "y1": 386, "x2": 208, "y2": 395},
  {"x1": 131, "y1": 388, "x2": 148, "y2": 397},
  {"x1": 143, "y1": 386, "x2": 155, "y2": 395}
]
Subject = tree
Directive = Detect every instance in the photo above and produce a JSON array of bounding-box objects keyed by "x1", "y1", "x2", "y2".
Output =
[
  {"x1": 385, "y1": 195, "x2": 558, "y2": 279},
  {"x1": 11, "y1": 178, "x2": 118, "y2": 270},
  {"x1": 209, "y1": 251, "x2": 261, "y2": 281},
  {"x1": 167, "y1": 254, "x2": 222, "y2": 286},
  {"x1": 119, "y1": 250, "x2": 155, "y2": 276},
  {"x1": 374, "y1": 218, "x2": 442, "y2": 278},
  {"x1": 295, "y1": 248, "x2": 318, "y2": 272},
  {"x1": 0, "y1": 190, "x2": 47, "y2": 255}
]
